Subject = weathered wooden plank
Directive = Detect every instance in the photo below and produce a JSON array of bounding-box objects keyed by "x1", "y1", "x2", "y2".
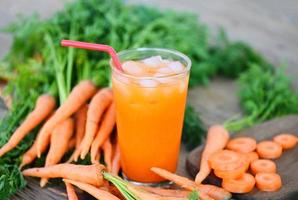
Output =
[{"x1": 187, "y1": 115, "x2": 298, "y2": 200}]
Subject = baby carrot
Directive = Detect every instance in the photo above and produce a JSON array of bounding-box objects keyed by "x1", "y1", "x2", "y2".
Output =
[
  {"x1": 40, "y1": 118, "x2": 74, "y2": 187},
  {"x1": 23, "y1": 163, "x2": 105, "y2": 187},
  {"x1": 90, "y1": 102, "x2": 116, "y2": 162},
  {"x1": 103, "y1": 137, "x2": 113, "y2": 172},
  {"x1": 65, "y1": 182, "x2": 79, "y2": 200},
  {"x1": 68, "y1": 104, "x2": 88, "y2": 163},
  {"x1": 64, "y1": 179, "x2": 120, "y2": 200},
  {"x1": 79, "y1": 88, "x2": 113, "y2": 159},
  {"x1": 36, "y1": 80, "x2": 96, "y2": 157},
  {"x1": 0, "y1": 94, "x2": 55, "y2": 158},
  {"x1": 195, "y1": 125, "x2": 229, "y2": 185},
  {"x1": 111, "y1": 141, "x2": 121, "y2": 175},
  {"x1": 19, "y1": 130, "x2": 51, "y2": 169}
]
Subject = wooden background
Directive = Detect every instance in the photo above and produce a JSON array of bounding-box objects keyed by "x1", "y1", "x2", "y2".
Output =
[{"x1": 0, "y1": 0, "x2": 297, "y2": 199}]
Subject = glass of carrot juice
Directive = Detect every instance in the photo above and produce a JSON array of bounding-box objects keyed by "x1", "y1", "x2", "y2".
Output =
[{"x1": 111, "y1": 48, "x2": 191, "y2": 184}]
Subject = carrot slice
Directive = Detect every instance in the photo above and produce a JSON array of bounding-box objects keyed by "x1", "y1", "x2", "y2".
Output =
[
  {"x1": 226, "y1": 137, "x2": 257, "y2": 153},
  {"x1": 246, "y1": 152, "x2": 259, "y2": 164},
  {"x1": 209, "y1": 150, "x2": 244, "y2": 171},
  {"x1": 250, "y1": 159, "x2": 276, "y2": 175},
  {"x1": 255, "y1": 173, "x2": 282, "y2": 192},
  {"x1": 222, "y1": 173, "x2": 255, "y2": 193},
  {"x1": 214, "y1": 161, "x2": 249, "y2": 179},
  {"x1": 273, "y1": 134, "x2": 298, "y2": 150},
  {"x1": 256, "y1": 141, "x2": 282, "y2": 159}
]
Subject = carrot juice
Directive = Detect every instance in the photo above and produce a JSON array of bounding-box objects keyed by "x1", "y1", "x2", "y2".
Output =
[{"x1": 111, "y1": 48, "x2": 191, "y2": 183}]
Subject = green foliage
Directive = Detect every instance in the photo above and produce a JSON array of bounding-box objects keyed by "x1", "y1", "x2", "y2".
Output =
[
  {"x1": 188, "y1": 190, "x2": 199, "y2": 200},
  {"x1": 225, "y1": 64, "x2": 298, "y2": 132},
  {"x1": 183, "y1": 105, "x2": 206, "y2": 150}
]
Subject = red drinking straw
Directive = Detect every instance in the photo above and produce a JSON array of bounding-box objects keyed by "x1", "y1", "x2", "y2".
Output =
[{"x1": 61, "y1": 40, "x2": 123, "y2": 71}]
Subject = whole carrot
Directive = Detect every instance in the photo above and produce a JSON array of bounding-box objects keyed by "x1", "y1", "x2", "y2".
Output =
[
  {"x1": 138, "y1": 186, "x2": 190, "y2": 198},
  {"x1": 90, "y1": 102, "x2": 116, "y2": 162},
  {"x1": 151, "y1": 167, "x2": 231, "y2": 200},
  {"x1": 19, "y1": 130, "x2": 51, "y2": 169},
  {"x1": 65, "y1": 182, "x2": 79, "y2": 200},
  {"x1": 111, "y1": 141, "x2": 121, "y2": 175},
  {"x1": 195, "y1": 125, "x2": 229, "y2": 185},
  {"x1": 0, "y1": 94, "x2": 56, "y2": 157},
  {"x1": 40, "y1": 118, "x2": 74, "y2": 187},
  {"x1": 103, "y1": 137, "x2": 113, "y2": 172},
  {"x1": 127, "y1": 185, "x2": 188, "y2": 200},
  {"x1": 71, "y1": 104, "x2": 88, "y2": 162},
  {"x1": 36, "y1": 80, "x2": 96, "y2": 157},
  {"x1": 64, "y1": 179, "x2": 120, "y2": 200},
  {"x1": 68, "y1": 138, "x2": 76, "y2": 150},
  {"x1": 79, "y1": 88, "x2": 113, "y2": 159},
  {"x1": 23, "y1": 163, "x2": 105, "y2": 187}
]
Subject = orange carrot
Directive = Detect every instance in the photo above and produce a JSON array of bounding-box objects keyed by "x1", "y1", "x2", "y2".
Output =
[
  {"x1": 36, "y1": 80, "x2": 96, "y2": 157},
  {"x1": 23, "y1": 163, "x2": 105, "y2": 187},
  {"x1": 64, "y1": 179, "x2": 120, "y2": 200},
  {"x1": 250, "y1": 159, "x2": 276, "y2": 175},
  {"x1": 256, "y1": 141, "x2": 282, "y2": 159},
  {"x1": 111, "y1": 141, "x2": 121, "y2": 175},
  {"x1": 246, "y1": 152, "x2": 259, "y2": 164},
  {"x1": 79, "y1": 88, "x2": 113, "y2": 159},
  {"x1": 65, "y1": 182, "x2": 79, "y2": 200},
  {"x1": 68, "y1": 138, "x2": 76, "y2": 150},
  {"x1": 195, "y1": 125, "x2": 229, "y2": 185},
  {"x1": 222, "y1": 173, "x2": 255, "y2": 193},
  {"x1": 226, "y1": 137, "x2": 257, "y2": 153},
  {"x1": 255, "y1": 172, "x2": 282, "y2": 192},
  {"x1": 69, "y1": 104, "x2": 88, "y2": 162},
  {"x1": 273, "y1": 133, "x2": 298, "y2": 150},
  {"x1": 19, "y1": 130, "x2": 51, "y2": 169},
  {"x1": 103, "y1": 137, "x2": 113, "y2": 172},
  {"x1": 209, "y1": 150, "x2": 245, "y2": 171},
  {"x1": 0, "y1": 94, "x2": 55, "y2": 157},
  {"x1": 139, "y1": 186, "x2": 190, "y2": 198},
  {"x1": 128, "y1": 185, "x2": 189, "y2": 200},
  {"x1": 90, "y1": 102, "x2": 116, "y2": 162},
  {"x1": 151, "y1": 167, "x2": 231, "y2": 200},
  {"x1": 40, "y1": 118, "x2": 74, "y2": 187}
]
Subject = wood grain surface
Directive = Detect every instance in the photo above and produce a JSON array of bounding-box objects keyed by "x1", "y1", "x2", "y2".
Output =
[{"x1": 186, "y1": 115, "x2": 298, "y2": 200}]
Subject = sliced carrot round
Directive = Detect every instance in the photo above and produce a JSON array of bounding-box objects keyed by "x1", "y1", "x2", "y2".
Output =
[
  {"x1": 246, "y1": 152, "x2": 259, "y2": 164},
  {"x1": 222, "y1": 173, "x2": 255, "y2": 193},
  {"x1": 209, "y1": 150, "x2": 244, "y2": 171},
  {"x1": 250, "y1": 159, "x2": 276, "y2": 175},
  {"x1": 214, "y1": 161, "x2": 249, "y2": 179},
  {"x1": 255, "y1": 173, "x2": 282, "y2": 192},
  {"x1": 226, "y1": 137, "x2": 257, "y2": 153},
  {"x1": 273, "y1": 134, "x2": 298, "y2": 150},
  {"x1": 256, "y1": 141, "x2": 282, "y2": 159}
]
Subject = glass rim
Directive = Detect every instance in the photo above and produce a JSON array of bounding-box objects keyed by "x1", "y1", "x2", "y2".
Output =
[{"x1": 110, "y1": 47, "x2": 192, "y2": 80}]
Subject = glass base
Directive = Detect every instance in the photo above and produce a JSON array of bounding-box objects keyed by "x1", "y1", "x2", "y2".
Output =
[{"x1": 122, "y1": 172, "x2": 173, "y2": 187}]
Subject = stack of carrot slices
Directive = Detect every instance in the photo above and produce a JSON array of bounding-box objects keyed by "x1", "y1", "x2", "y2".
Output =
[{"x1": 209, "y1": 134, "x2": 298, "y2": 194}]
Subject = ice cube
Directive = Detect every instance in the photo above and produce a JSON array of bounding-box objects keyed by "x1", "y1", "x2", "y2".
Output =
[
  {"x1": 168, "y1": 61, "x2": 185, "y2": 74},
  {"x1": 142, "y1": 56, "x2": 163, "y2": 67},
  {"x1": 156, "y1": 67, "x2": 174, "y2": 75},
  {"x1": 138, "y1": 79, "x2": 159, "y2": 87},
  {"x1": 122, "y1": 61, "x2": 145, "y2": 76}
]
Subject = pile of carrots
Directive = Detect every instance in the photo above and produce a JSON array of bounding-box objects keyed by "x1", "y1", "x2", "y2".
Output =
[
  {"x1": 0, "y1": 80, "x2": 232, "y2": 200},
  {"x1": 194, "y1": 125, "x2": 298, "y2": 194},
  {"x1": 1, "y1": 79, "x2": 296, "y2": 199}
]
